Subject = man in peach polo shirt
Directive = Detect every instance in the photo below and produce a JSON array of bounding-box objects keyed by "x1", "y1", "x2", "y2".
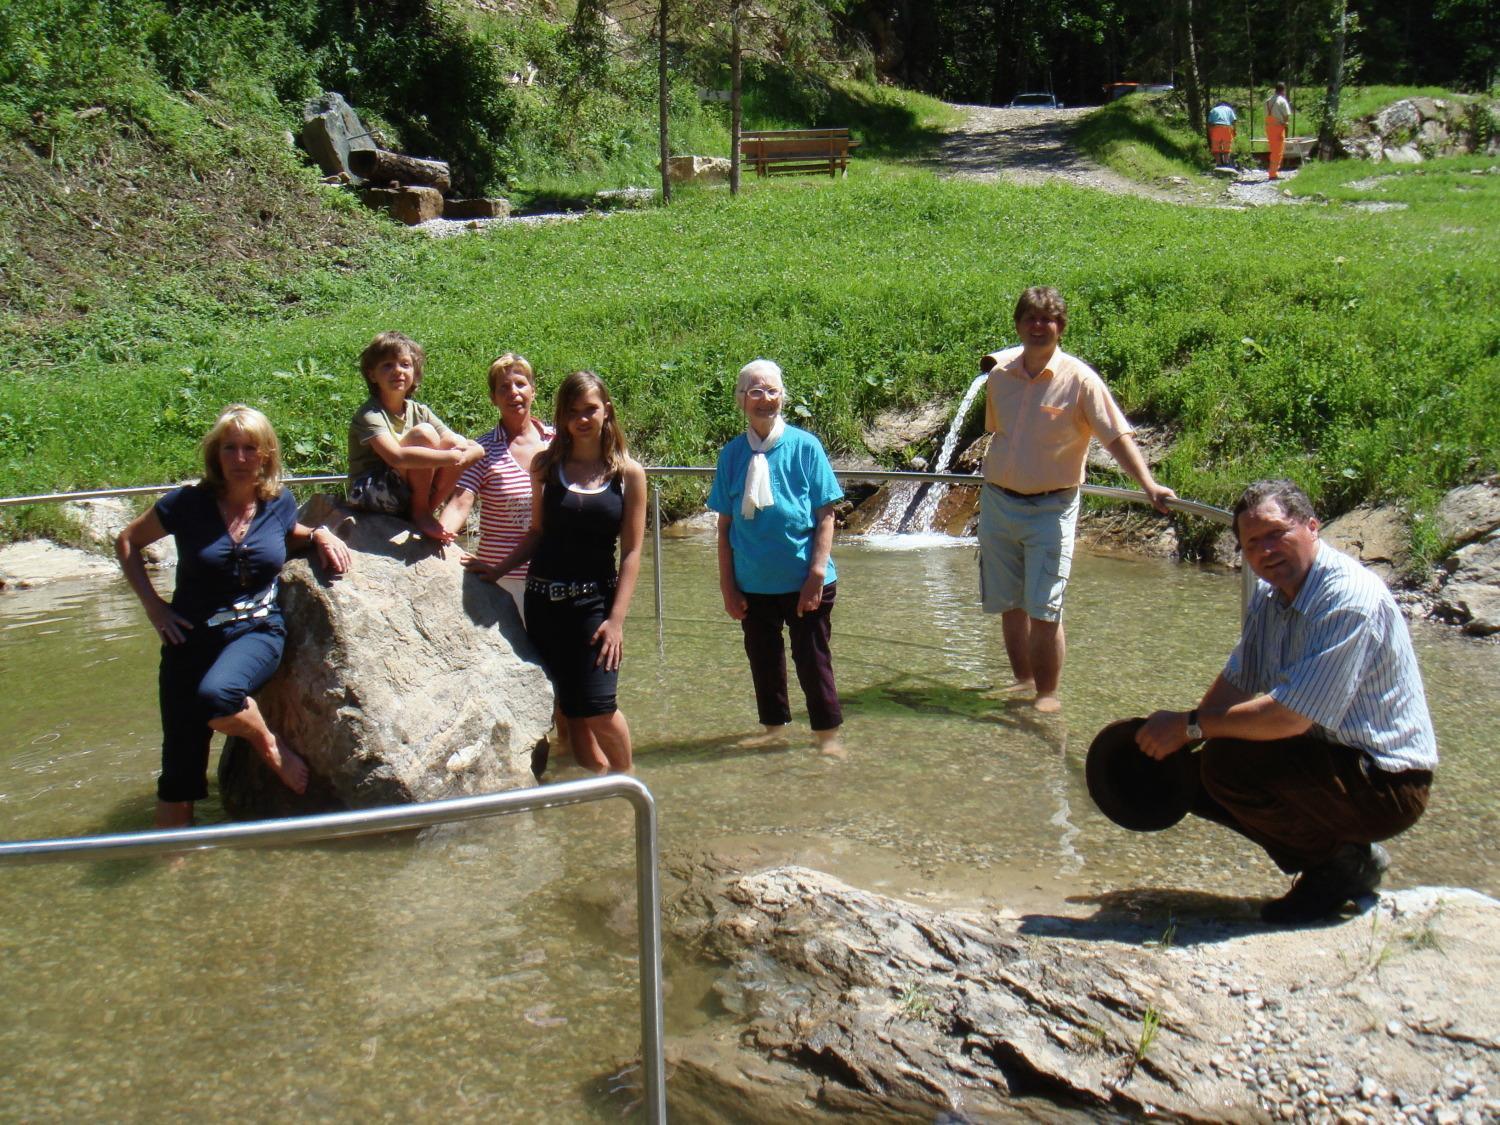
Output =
[{"x1": 980, "y1": 286, "x2": 1175, "y2": 712}]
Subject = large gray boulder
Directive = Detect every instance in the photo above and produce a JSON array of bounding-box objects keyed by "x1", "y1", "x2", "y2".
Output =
[
  {"x1": 1435, "y1": 532, "x2": 1500, "y2": 636},
  {"x1": 218, "y1": 498, "x2": 554, "y2": 818},
  {"x1": 0, "y1": 540, "x2": 115, "y2": 590},
  {"x1": 1321, "y1": 504, "x2": 1410, "y2": 581},
  {"x1": 1435, "y1": 480, "x2": 1500, "y2": 546},
  {"x1": 300, "y1": 92, "x2": 376, "y2": 183},
  {"x1": 667, "y1": 862, "x2": 1500, "y2": 1122}
]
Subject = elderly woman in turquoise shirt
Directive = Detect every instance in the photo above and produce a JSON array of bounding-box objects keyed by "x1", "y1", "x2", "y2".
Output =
[{"x1": 708, "y1": 359, "x2": 845, "y2": 755}]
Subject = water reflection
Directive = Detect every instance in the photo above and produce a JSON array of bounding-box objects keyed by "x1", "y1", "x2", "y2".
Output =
[{"x1": 1, "y1": 537, "x2": 1496, "y2": 1119}]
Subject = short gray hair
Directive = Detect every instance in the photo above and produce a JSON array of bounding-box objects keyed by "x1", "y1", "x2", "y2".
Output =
[
  {"x1": 736, "y1": 359, "x2": 784, "y2": 397},
  {"x1": 1232, "y1": 479, "x2": 1317, "y2": 543}
]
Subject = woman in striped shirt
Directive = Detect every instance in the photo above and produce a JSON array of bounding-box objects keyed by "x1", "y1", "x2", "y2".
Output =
[{"x1": 447, "y1": 353, "x2": 555, "y2": 617}]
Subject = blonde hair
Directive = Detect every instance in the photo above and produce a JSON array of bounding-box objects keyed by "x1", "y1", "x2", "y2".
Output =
[
  {"x1": 487, "y1": 352, "x2": 535, "y2": 398},
  {"x1": 359, "y1": 331, "x2": 426, "y2": 395},
  {"x1": 200, "y1": 404, "x2": 283, "y2": 501},
  {"x1": 534, "y1": 371, "x2": 628, "y2": 482}
]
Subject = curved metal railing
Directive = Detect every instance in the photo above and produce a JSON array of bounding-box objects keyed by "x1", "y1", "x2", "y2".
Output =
[
  {"x1": 0, "y1": 467, "x2": 1250, "y2": 619},
  {"x1": 0, "y1": 776, "x2": 668, "y2": 1124}
]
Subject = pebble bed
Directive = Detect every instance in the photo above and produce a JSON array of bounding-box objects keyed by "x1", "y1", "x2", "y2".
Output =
[{"x1": 1180, "y1": 955, "x2": 1497, "y2": 1124}]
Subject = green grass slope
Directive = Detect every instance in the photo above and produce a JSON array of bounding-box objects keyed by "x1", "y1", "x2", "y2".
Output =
[{"x1": 3, "y1": 168, "x2": 1495, "y2": 549}]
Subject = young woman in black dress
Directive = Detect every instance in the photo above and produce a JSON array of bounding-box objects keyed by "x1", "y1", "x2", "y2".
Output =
[{"x1": 481, "y1": 372, "x2": 646, "y2": 773}]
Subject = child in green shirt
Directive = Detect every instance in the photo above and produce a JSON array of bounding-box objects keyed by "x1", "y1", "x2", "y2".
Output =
[{"x1": 347, "y1": 331, "x2": 482, "y2": 543}]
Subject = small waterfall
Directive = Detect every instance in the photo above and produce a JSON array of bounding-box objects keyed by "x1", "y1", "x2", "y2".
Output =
[
  {"x1": 908, "y1": 371, "x2": 988, "y2": 531},
  {"x1": 864, "y1": 371, "x2": 989, "y2": 536}
]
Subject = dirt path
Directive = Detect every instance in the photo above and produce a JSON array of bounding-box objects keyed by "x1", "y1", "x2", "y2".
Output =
[{"x1": 927, "y1": 103, "x2": 1199, "y2": 203}]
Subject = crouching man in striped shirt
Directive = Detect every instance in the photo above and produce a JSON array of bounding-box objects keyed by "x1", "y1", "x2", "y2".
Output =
[{"x1": 1135, "y1": 479, "x2": 1437, "y2": 924}]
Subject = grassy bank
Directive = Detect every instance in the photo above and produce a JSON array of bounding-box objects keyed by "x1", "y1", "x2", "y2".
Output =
[
  {"x1": 3, "y1": 166, "x2": 1495, "y2": 552},
  {"x1": 1075, "y1": 85, "x2": 1493, "y2": 182}
]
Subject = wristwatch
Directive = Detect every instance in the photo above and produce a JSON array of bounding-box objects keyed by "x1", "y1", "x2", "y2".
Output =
[{"x1": 1185, "y1": 709, "x2": 1203, "y2": 741}]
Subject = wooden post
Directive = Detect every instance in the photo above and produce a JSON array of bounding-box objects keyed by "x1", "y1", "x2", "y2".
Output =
[
  {"x1": 658, "y1": 0, "x2": 671, "y2": 205},
  {"x1": 730, "y1": 1, "x2": 742, "y2": 196}
]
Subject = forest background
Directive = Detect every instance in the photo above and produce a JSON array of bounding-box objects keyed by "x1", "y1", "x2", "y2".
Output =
[{"x1": 0, "y1": 0, "x2": 1495, "y2": 566}]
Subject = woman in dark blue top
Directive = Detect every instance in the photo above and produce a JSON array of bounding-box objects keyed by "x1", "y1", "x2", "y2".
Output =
[{"x1": 116, "y1": 405, "x2": 351, "y2": 828}]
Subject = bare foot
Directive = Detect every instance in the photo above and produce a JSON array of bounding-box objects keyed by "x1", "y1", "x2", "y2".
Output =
[
  {"x1": 262, "y1": 736, "x2": 310, "y2": 793},
  {"x1": 738, "y1": 724, "x2": 790, "y2": 749},
  {"x1": 815, "y1": 727, "x2": 847, "y2": 759},
  {"x1": 1033, "y1": 694, "x2": 1062, "y2": 714},
  {"x1": 415, "y1": 512, "x2": 453, "y2": 543},
  {"x1": 983, "y1": 679, "x2": 1036, "y2": 699}
]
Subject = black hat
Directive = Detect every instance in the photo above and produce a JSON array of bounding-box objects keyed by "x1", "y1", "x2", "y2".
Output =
[{"x1": 1085, "y1": 718, "x2": 1200, "y2": 832}]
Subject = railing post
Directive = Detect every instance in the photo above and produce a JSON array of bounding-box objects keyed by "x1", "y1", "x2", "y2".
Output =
[
  {"x1": 651, "y1": 482, "x2": 664, "y2": 650},
  {"x1": 631, "y1": 785, "x2": 667, "y2": 1123},
  {"x1": 0, "y1": 777, "x2": 669, "y2": 1121}
]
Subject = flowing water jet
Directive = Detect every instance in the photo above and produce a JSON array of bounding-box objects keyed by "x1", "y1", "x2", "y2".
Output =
[{"x1": 862, "y1": 369, "x2": 991, "y2": 536}]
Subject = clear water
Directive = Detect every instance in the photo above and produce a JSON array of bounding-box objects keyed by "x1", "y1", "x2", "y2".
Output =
[{"x1": 2, "y1": 537, "x2": 1496, "y2": 1120}]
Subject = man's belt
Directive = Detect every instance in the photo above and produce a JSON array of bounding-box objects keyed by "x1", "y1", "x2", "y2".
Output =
[{"x1": 991, "y1": 483, "x2": 1078, "y2": 500}]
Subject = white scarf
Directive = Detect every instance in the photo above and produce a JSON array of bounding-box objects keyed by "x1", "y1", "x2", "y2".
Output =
[{"x1": 740, "y1": 416, "x2": 785, "y2": 520}]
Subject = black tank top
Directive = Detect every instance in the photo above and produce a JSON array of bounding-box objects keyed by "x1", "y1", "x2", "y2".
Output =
[{"x1": 531, "y1": 465, "x2": 624, "y2": 583}]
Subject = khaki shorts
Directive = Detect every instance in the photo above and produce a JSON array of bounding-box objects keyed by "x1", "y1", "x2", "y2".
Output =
[{"x1": 978, "y1": 482, "x2": 1080, "y2": 622}]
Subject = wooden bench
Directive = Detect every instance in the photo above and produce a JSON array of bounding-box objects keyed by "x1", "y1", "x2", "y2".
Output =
[{"x1": 740, "y1": 128, "x2": 859, "y2": 178}]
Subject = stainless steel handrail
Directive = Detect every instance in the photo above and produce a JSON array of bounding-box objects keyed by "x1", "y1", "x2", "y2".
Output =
[
  {"x1": 0, "y1": 474, "x2": 347, "y2": 508},
  {"x1": 0, "y1": 777, "x2": 668, "y2": 1125},
  {"x1": 0, "y1": 467, "x2": 1247, "y2": 619},
  {"x1": 642, "y1": 467, "x2": 1247, "y2": 619}
]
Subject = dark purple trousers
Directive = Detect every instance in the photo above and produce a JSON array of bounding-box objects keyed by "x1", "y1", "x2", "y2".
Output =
[{"x1": 741, "y1": 582, "x2": 842, "y2": 731}]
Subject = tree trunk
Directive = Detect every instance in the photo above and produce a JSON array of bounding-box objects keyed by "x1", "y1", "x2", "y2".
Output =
[
  {"x1": 1317, "y1": 0, "x2": 1347, "y2": 160},
  {"x1": 1180, "y1": 0, "x2": 1206, "y2": 136},
  {"x1": 989, "y1": 0, "x2": 1009, "y2": 106},
  {"x1": 347, "y1": 149, "x2": 451, "y2": 193},
  {"x1": 658, "y1": 0, "x2": 671, "y2": 205},
  {"x1": 730, "y1": 2, "x2": 742, "y2": 196}
]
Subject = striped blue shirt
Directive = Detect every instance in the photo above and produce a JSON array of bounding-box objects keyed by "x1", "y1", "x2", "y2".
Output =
[{"x1": 1223, "y1": 542, "x2": 1437, "y2": 771}]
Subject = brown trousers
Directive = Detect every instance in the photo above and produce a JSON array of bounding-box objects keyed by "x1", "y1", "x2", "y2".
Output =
[{"x1": 1192, "y1": 734, "x2": 1431, "y2": 873}]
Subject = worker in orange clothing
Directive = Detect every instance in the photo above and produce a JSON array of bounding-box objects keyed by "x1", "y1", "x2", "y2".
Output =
[
  {"x1": 1266, "y1": 82, "x2": 1292, "y2": 180},
  {"x1": 1207, "y1": 101, "x2": 1237, "y2": 168}
]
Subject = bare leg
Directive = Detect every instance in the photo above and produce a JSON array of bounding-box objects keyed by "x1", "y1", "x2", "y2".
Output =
[
  {"x1": 582, "y1": 710, "x2": 633, "y2": 773},
  {"x1": 570, "y1": 718, "x2": 609, "y2": 774},
  {"x1": 398, "y1": 425, "x2": 446, "y2": 539},
  {"x1": 428, "y1": 437, "x2": 469, "y2": 516},
  {"x1": 552, "y1": 710, "x2": 574, "y2": 764},
  {"x1": 1029, "y1": 617, "x2": 1065, "y2": 713},
  {"x1": 1000, "y1": 608, "x2": 1037, "y2": 691},
  {"x1": 208, "y1": 696, "x2": 308, "y2": 793},
  {"x1": 154, "y1": 800, "x2": 193, "y2": 829}
]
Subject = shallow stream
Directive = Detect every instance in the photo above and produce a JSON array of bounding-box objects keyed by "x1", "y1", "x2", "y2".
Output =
[{"x1": 2, "y1": 535, "x2": 1496, "y2": 1120}]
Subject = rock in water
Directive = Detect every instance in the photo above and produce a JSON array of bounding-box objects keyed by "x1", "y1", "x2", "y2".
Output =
[{"x1": 218, "y1": 499, "x2": 554, "y2": 818}]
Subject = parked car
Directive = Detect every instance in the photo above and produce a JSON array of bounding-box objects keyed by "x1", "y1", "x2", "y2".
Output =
[{"x1": 1006, "y1": 93, "x2": 1064, "y2": 109}]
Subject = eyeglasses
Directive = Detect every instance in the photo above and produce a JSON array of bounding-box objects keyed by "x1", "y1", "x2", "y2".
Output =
[{"x1": 744, "y1": 387, "x2": 782, "y2": 401}]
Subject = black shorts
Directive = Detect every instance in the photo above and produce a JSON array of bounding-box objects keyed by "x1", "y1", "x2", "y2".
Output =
[{"x1": 524, "y1": 588, "x2": 619, "y2": 719}]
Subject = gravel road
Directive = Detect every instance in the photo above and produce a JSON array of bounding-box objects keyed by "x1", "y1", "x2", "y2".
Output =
[{"x1": 930, "y1": 102, "x2": 1296, "y2": 206}]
